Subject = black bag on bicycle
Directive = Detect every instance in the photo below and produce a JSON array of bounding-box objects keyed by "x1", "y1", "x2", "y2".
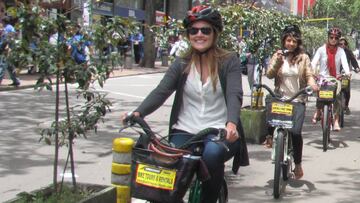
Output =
[
  {"x1": 266, "y1": 98, "x2": 305, "y2": 135},
  {"x1": 130, "y1": 134, "x2": 199, "y2": 203},
  {"x1": 317, "y1": 82, "x2": 337, "y2": 102}
]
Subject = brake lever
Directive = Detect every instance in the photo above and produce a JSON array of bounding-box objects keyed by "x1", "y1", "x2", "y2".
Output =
[
  {"x1": 122, "y1": 111, "x2": 135, "y2": 126},
  {"x1": 215, "y1": 128, "x2": 229, "y2": 152}
]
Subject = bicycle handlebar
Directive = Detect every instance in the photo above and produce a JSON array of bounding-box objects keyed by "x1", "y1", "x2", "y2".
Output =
[
  {"x1": 121, "y1": 114, "x2": 227, "y2": 155},
  {"x1": 253, "y1": 83, "x2": 313, "y2": 103}
]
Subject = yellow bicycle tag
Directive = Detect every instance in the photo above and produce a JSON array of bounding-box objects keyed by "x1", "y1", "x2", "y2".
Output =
[
  {"x1": 341, "y1": 79, "x2": 349, "y2": 87},
  {"x1": 136, "y1": 163, "x2": 177, "y2": 190},
  {"x1": 271, "y1": 102, "x2": 293, "y2": 116},
  {"x1": 319, "y1": 90, "x2": 334, "y2": 99}
]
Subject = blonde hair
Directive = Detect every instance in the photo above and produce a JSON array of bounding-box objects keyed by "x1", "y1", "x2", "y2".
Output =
[{"x1": 183, "y1": 28, "x2": 230, "y2": 91}]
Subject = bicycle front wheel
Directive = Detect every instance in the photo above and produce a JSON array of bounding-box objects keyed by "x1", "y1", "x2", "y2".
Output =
[
  {"x1": 340, "y1": 91, "x2": 345, "y2": 128},
  {"x1": 322, "y1": 105, "x2": 330, "y2": 152},
  {"x1": 217, "y1": 179, "x2": 228, "y2": 203},
  {"x1": 273, "y1": 129, "x2": 285, "y2": 199}
]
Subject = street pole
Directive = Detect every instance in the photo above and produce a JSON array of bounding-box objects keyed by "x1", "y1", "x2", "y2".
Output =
[
  {"x1": 326, "y1": 4, "x2": 329, "y2": 30},
  {"x1": 302, "y1": 0, "x2": 305, "y2": 20}
]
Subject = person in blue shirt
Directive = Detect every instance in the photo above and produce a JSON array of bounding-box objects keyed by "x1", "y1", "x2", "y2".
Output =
[
  {"x1": 0, "y1": 16, "x2": 20, "y2": 86},
  {"x1": 130, "y1": 32, "x2": 144, "y2": 64},
  {"x1": 67, "y1": 24, "x2": 92, "y2": 65}
]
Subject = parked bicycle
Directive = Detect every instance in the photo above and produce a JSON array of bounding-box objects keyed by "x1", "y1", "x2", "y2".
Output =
[
  {"x1": 317, "y1": 76, "x2": 338, "y2": 152},
  {"x1": 254, "y1": 83, "x2": 313, "y2": 199},
  {"x1": 120, "y1": 115, "x2": 229, "y2": 203}
]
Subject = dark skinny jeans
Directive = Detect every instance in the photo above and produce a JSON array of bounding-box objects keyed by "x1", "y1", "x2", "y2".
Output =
[{"x1": 170, "y1": 129, "x2": 240, "y2": 203}]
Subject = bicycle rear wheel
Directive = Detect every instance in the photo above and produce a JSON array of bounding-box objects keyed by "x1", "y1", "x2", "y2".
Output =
[
  {"x1": 322, "y1": 105, "x2": 330, "y2": 152},
  {"x1": 273, "y1": 129, "x2": 285, "y2": 199}
]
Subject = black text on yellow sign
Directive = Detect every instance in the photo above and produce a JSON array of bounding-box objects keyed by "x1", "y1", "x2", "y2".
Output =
[
  {"x1": 271, "y1": 102, "x2": 293, "y2": 116},
  {"x1": 319, "y1": 90, "x2": 334, "y2": 99},
  {"x1": 135, "y1": 164, "x2": 177, "y2": 190}
]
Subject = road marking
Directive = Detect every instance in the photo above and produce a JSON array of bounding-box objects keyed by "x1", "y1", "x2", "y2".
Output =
[{"x1": 96, "y1": 89, "x2": 146, "y2": 99}]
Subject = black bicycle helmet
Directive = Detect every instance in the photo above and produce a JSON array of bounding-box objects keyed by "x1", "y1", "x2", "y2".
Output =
[
  {"x1": 183, "y1": 5, "x2": 223, "y2": 32},
  {"x1": 282, "y1": 24, "x2": 301, "y2": 38},
  {"x1": 328, "y1": 27, "x2": 342, "y2": 38}
]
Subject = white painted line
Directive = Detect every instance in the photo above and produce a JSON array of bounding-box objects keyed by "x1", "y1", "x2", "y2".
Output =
[{"x1": 96, "y1": 89, "x2": 146, "y2": 99}]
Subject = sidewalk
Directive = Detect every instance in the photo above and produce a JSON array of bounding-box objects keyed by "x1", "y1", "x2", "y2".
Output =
[{"x1": 0, "y1": 61, "x2": 169, "y2": 91}]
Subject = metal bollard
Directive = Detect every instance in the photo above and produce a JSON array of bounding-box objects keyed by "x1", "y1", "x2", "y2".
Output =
[{"x1": 112, "y1": 137, "x2": 134, "y2": 203}]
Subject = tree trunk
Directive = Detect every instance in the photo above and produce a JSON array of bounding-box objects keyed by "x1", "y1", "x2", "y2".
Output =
[{"x1": 140, "y1": 0, "x2": 156, "y2": 68}]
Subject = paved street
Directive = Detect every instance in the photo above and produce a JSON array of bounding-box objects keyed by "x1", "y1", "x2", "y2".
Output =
[{"x1": 1, "y1": 69, "x2": 360, "y2": 202}]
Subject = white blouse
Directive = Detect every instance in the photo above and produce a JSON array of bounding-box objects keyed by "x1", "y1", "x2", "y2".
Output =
[
  {"x1": 280, "y1": 59, "x2": 300, "y2": 101},
  {"x1": 171, "y1": 63, "x2": 227, "y2": 134}
]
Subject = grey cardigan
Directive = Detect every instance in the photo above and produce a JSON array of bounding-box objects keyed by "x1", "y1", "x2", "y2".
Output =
[{"x1": 135, "y1": 52, "x2": 249, "y2": 172}]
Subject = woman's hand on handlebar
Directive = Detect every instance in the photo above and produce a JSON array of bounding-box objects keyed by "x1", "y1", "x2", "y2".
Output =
[
  {"x1": 121, "y1": 111, "x2": 141, "y2": 125},
  {"x1": 225, "y1": 122, "x2": 239, "y2": 143},
  {"x1": 311, "y1": 84, "x2": 319, "y2": 92}
]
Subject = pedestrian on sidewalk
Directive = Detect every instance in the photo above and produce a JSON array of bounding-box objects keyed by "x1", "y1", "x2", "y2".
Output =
[
  {"x1": 130, "y1": 31, "x2": 144, "y2": 64},
  {"x1": 0, "y1": 16, "x2": 20, "y2": 86}
]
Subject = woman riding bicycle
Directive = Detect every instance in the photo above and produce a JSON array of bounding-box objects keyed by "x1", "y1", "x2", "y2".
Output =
[
  {"x1": 266, "y1": 25, "x2": 317, "y2": 179},
  {"x1": 311, "y1": 27, "x2": 351, "y2": 131},
  {"x1": 121, "y1": 5, "x2": 249, "y2": 203},
  {"x1": 338, "y1": 37, "x2": 359, "y2": 115}
]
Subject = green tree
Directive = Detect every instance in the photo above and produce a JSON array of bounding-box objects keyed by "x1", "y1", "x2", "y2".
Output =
[
  {"x1": 141, "y1": 0, "x2": 156, "y2": 68},
  {"x1": 7, "y1": 2, "x2": 138, "y2": 193},
  {"x1": 311, "y1": 0, "x2": 360, "y2": 33}
]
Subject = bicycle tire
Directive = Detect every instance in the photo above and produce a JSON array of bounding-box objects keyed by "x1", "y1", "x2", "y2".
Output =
[
  {"x1": 282, "y1": 133, "x2": 292, "y2": 181},
  {"x1": 340, "y1": 91, "x2": 345, "y2": 128},
  {"x1": 322, "y1": 105, "x2": 330, "y2": 152},
  {"x1": 273, "y1": 129, "x2": 285, "y2": 199},
  {"x1": 217, "y1": 179, "x2": 228, "y2": 203}
]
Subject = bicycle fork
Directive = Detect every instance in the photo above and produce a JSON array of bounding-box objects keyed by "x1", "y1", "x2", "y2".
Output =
[{"x1": 271, "y1": 128, "x2": 291, "y2": 167}]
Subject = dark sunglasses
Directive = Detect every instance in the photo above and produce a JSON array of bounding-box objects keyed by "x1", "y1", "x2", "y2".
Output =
[
  {"x1": 187, "y1": 27, "x2": 213, "y2": 35},
  {"x1": 339, "y1": 42, "x2": 346, "y2": 46},
  {"x1": 329, "y1": 36, "x2": 339, "y2": 40}
]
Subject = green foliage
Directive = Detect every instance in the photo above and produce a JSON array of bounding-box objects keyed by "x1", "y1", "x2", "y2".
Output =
[
  {"x1": 302, "y1": 26, "x2": 327, "y2": 56},
  {"x1": 151, "y1": 18, "x2": 183, "y2": 49},
  {"x1": 40, "y1": 90, "x2": 112, "y2": 146},
  {"x1": 219, "y1": 4, "x2": 301, "y2": 62},
  {"x1": 311, "y1": 0, "x2": 360, "y2": 34},
  {"x1": 14, "y1": 184, "x2": 91, "y2": 203},
  {"x1": 7, "y1": 2, "x2": 137, "y2": 147}
]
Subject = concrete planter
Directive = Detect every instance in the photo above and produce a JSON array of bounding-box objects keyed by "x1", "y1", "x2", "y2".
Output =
[
  {"x1": 161, "y1": 49, "x2": 169, "y2": 66},
  {"x1": 240, "y1": 106, "x2": 267, "y2": 144},
  {"x1": 5, "y1": 182, "x2": 116, "y2": 203}
]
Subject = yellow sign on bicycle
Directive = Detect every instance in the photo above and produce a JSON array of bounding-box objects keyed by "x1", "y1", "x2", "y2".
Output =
[
  {"x1": 341, "y1": 79, "x2": 349, "y2": 88},
  {"x1": 271, "y1": 102, "x2": 293, "y2": 116},
  {"x1": 135, "y1": 163, "x2": 177, "y2": 190},
  {"x1": 319, "y1": 90, "x2": 334, "y2": 99}
]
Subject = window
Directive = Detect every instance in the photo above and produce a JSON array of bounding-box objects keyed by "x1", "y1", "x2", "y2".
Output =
[{"x1": 128, "y1": 0, "x2": 143, "y2": 9}]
